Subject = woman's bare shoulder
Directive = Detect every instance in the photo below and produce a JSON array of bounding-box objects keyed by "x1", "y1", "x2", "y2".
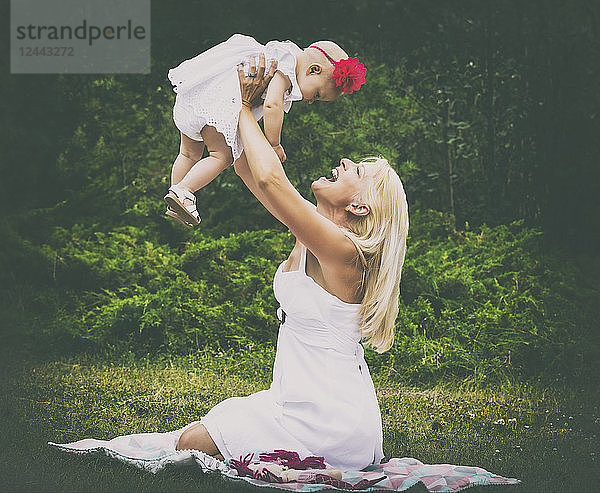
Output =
[{"x1": 307, "y1": 240, "x2": 365, "y2": 304}]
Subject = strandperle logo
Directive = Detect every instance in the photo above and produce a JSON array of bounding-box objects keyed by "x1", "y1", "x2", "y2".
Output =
[
  {"x1": 11, "y1": 0, "x2": 150, "y2": 74},
  {"x1": 15, "y1": 20, "x2": 147, "y2": 47}
]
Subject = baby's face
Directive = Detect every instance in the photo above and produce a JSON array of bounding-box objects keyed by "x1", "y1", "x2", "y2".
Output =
[{"x1": 298, "y1": 73, "x2": 341, "y2": 104}]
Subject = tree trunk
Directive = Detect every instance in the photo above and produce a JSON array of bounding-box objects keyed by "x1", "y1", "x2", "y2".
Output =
[
  {"x1": 444, "y1": 100, "x2": 455, "y2": 218},
  {"x1": 484, "y1": 5, "x2": 496, "y2": 219}
]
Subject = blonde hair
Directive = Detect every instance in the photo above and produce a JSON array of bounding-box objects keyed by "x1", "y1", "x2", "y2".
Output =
[{"x1": 343, "y1": 157, "x2": 409, "y2": 353}]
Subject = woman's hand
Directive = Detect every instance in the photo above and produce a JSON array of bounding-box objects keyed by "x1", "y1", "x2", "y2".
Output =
[{"x1": 237, "y1": 54, "x2": 277, "y2": 108}]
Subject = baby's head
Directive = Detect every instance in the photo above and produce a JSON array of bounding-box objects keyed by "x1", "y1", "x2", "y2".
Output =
[{"x1": 296, "y1": 41, "x2": 366, "y2": 104}]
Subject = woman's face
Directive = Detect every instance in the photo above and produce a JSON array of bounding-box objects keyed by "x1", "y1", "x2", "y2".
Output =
[{"x1": 311, "y1": 158, "x2": 377, "y2": 209}]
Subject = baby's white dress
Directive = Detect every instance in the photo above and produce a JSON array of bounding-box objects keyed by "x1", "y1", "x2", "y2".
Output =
[
  {"x1": 169, "y1": 34, "x2": 303, "y2": 161},
  {"x1": 199, "y1": 244, "x2": 384, "y2": 471}
]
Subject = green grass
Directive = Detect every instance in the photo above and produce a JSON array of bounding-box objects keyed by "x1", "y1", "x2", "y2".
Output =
[{"x1": 1, "y1": 351, "x2": 598, "y2": 492}]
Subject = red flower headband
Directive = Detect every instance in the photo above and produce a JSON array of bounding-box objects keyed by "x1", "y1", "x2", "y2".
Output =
[{"x1": 308, "y1": 45, "x2": 366, "y2": 94}]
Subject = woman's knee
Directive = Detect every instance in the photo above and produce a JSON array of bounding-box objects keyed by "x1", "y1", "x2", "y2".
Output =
[
  {"x1": 175, "y1": 423, "x2": 220, "y2": 456},
  {"x1": 176, "y1": 428, "x2": 194, "y2": 450}
]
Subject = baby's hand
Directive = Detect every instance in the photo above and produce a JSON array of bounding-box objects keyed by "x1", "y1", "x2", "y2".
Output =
[{"x1": 272, "y1": 144, "x2": 286, "y2": 163}]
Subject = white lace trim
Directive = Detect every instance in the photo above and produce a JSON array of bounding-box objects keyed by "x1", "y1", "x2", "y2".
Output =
[{"x1": 170, "y1": 35, "x2": 303, "y2": 160}]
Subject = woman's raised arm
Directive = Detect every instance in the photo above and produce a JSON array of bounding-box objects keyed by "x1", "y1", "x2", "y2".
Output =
[
  {"x1": 236, "y1": 55, "x2": 355, "y2": 266},
  {"x1": 233, "y1": 153, "x2": 288, "y2": 225}
]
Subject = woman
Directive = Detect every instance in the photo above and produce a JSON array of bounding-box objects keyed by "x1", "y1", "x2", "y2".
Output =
[{"x1": 176, "y1": 55, "x2": 409, "y2": 471}]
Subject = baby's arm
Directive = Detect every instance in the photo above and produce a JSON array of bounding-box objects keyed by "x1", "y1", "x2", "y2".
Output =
[{"x1": 263, "y1": 71, "x2": 291, "y2": 162}]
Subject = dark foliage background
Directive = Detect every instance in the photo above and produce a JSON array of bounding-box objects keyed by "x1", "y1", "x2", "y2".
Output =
[{"x1": 1, "y1": 0, "x2": 598, "y2": 385}]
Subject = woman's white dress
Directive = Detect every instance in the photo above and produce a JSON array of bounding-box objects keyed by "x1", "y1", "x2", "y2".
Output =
[
  {"x1": 200, "y1": 244, "x2": 384, "y2": 471},
  {"x1": 169, "y1": 34, "x2": 303, "y2": 161}
]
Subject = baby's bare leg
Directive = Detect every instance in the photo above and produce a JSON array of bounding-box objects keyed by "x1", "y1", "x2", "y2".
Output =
[
  {"x1": 172, "y1": 132, "x2": 205, "y2": 186},
  {"x1": 176, "y1": 423, "x2": 224, "y2": 460},
  {"x1": 175, "y1": 125, "x2": 234, "y2": 193}
]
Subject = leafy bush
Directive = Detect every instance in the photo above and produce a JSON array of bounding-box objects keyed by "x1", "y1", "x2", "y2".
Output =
[
  {"x1": 1, "y1": 211, "x2": 597, "y2": 385},
  {"x1": 1, "y1": 65, "x2": 597, "y2": 385},
  {"x1": 382, "y1": 210, "x2": 599, "y2": 383},
  {"x1": 1, "y1": 222, "x2": 293, "y2": 353}
]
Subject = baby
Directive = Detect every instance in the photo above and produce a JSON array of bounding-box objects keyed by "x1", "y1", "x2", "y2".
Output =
[{"x1": 164, "y1": 34, "x2": 366, "y2": 227}]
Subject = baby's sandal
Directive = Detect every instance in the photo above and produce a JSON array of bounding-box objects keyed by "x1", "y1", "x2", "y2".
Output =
[
  {"x1": 165, "y1": 207, "x2": 195, "y2": 227},
  {"x1": 163, "y1": 186, "x2": 201, "y2": 226}
]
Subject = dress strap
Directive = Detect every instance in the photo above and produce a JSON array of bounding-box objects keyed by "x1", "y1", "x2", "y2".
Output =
[{"x1": 300, "y1": 243, "x2": 308, "y2": 274}]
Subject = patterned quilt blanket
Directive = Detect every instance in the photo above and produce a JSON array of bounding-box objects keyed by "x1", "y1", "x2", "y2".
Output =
[{"x1": 48, "y1": 426, "x2": 520, "y2": 492}]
